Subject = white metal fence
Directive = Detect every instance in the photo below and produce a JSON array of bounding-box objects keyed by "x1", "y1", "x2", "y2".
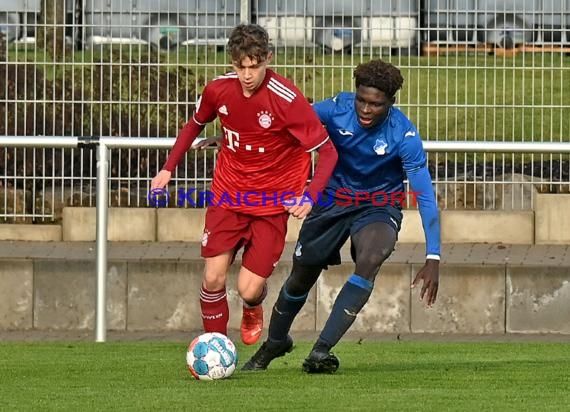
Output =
[{"x1": 1, "y1": 0, "x2": 569, "y2": 221}]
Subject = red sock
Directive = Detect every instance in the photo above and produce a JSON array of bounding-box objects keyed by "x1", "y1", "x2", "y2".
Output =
[{"x1": 199, "y1": 286, "x2": 229, "y2": 335}]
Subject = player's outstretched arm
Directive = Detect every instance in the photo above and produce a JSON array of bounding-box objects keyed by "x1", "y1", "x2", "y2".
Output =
[
  {"x1": 151, "y1": 118, "x2": 206, "y2": 190},
  {"x1": 411, "y1": 259, "x2": 439, "y2": 307},
  {"x1": 406, "y1": 165, "x2": 441, "y2": 307},
  {"x1": 151, "y1": 170, "x2": 172, "y2": 190}
]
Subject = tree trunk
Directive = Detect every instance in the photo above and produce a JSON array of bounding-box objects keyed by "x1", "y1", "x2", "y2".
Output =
[{"x1": 37, "y1": 0, "x2": 67, "y2": 60}]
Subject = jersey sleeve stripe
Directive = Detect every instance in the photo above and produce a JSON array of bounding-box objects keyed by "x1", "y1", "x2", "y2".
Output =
[
  {"x1": 268, "y1": 78, "x2": 297, "y2": 98},
  {"x1": 267, "y1": 84, "x2": 294, "y2": 102},
  {"x1": 268, "y1": 78, "x2": 297, "y2": 102},
  {"x1": 192, "y1": 113, "x2": 207, "y2": 126},
  {"x1": 305, "y1": 136, "x2": 330, "y2": 152}
]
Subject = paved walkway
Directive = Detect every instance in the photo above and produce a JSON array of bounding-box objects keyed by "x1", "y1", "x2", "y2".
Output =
[{"x1": 1, "y1": 240, "x2": 570, "y2": 266}]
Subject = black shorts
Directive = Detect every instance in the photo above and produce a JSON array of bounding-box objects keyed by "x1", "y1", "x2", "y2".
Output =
[{"x1": 292, "y1": 201, "x2": 402, "y2": 268}]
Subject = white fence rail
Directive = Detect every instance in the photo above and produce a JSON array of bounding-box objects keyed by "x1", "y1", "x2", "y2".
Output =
[{"x1": 3, "y1": 136, "x2": 570, "y2": 221}]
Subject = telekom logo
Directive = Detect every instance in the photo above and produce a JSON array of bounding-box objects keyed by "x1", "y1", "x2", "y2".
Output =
[{"x1": 223, "y1": 127, "x2": 267, "y2": 153}]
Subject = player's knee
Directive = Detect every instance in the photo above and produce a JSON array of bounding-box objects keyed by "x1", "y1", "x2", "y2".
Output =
[
  {"x1": 238, "y1": 285, "x2": 263, "y2": 304},
  {"x1": 284, "y1": 264, "x2": 321, "y2": 296},
  {"x1": 354, "y1": 247, "x2": 392, "y2": 281},
  {"x1": 284, "y1": 277, "x2": 307, "y2": 297},
  {"x1": 202, "y1": 271, "x2": 227, "y2": 291},
  {"x1": 238, "y1": 289, "x2": 256, "y2": 303}
]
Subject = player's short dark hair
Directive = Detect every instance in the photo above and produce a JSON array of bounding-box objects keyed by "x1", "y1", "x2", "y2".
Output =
[
  {"x1": 354, "y1": 60, "x2": 404, "y2": 98},
  {"x1": 227, "y1": 24, "x2": 270, "y2": 65}
]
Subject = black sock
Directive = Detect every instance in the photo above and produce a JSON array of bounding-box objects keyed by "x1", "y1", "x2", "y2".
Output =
[
  {"x1": 267, "y1": 283, "x2": 308, "y2": 343},
  {"x1": 315, "y1": 274, "x2": 373, "y2": 351}
]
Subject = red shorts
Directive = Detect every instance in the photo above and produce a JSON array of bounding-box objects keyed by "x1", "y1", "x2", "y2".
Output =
[{"x1": 201, "y1": 206, "x2": 289, "y2": 278}]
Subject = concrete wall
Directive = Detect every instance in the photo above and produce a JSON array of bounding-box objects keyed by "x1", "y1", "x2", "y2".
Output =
[
  {"x1": 2, "y1": 197, "x2": 569, "y2": 334},
  {"x1": 1, "y1": 258, "x2": 569, "y2": 334},
  {"x1": 534, "y1": 194, "x2": 570, "y2": 244}
]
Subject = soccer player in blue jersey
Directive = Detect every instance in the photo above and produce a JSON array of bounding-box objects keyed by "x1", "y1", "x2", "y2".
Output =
[{"x1": 242, "y1": 59, "x2": 441, "y2": 373}]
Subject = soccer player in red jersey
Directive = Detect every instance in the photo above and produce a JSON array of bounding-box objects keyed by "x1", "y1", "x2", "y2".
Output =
[{"x1": 151, "y1": 24, "x2": 338, "y2": 345}]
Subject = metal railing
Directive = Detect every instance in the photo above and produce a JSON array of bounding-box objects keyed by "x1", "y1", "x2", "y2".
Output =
[
  {"x1": 2, "y1": 136, "x2": 570, "y2": 341},
  {"x1": 2, "y1": 2, "x2": 569, "y2": 218},
  {"x1": 3, "y1": 138, "x2": 570, "y2": 222}
]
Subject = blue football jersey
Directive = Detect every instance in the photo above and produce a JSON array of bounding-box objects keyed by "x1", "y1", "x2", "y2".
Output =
[
  {"x1": 313, "y1": 92, "x2": 425, "y2": 194},
  {"x1": 313, "y1": 92, "x2": 441, "y2": 256}
]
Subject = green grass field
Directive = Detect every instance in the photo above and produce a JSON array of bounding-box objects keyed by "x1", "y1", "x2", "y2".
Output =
[{"x1": 1, "y1": 339, "x2": 569, "y2": 411}]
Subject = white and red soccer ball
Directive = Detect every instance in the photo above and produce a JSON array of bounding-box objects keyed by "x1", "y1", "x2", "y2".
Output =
[{"x1": 186, "y1": 332, "x2": 238, "y2": 380}]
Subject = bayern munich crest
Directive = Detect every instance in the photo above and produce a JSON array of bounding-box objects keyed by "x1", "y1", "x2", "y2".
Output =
[{"x1": 257, "y1": 110, "x2": 274, "y2": 129}]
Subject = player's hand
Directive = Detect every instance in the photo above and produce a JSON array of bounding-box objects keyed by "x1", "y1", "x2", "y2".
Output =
[
  {"x1": 411, "y1": 259, "x2": 439, "y2": 307},
  {"x1": 192, "y1": 136, "x2": 221, "y2": 150},
  {"x1": 151, "y1": 169, "x2": 172, "y2": 190},
  {"x1": 284, "y1": 196, "x2": 313, "y2": 219}
]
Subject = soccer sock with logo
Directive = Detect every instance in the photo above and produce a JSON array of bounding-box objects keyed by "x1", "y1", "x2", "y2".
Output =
[
  {"x1": 314, "y1": 274, "x2": 373, "y2": 351},
  {"x1": 200, "y1": 286, "x2": 229, "y2": 335},
  {"x1": 267, "y1": 282, "x2": 309, "y2": 343}
]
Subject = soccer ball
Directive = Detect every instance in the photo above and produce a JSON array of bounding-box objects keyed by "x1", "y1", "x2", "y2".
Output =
[{"x1": 186, "y1": 332, "x2": 238, "y2": 380}]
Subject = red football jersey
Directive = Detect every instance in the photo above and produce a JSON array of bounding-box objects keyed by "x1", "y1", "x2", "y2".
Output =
[{"x1": 194, "y1": 69, "x2": 329, "y2": 216}]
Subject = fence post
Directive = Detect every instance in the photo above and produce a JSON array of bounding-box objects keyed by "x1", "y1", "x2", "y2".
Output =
[
  {"x1": 240, "y1": 0, "x2": 251, "y2": 23},
  {"x1": 95, "y1": 142, "x2": 109, "y2": 342}
]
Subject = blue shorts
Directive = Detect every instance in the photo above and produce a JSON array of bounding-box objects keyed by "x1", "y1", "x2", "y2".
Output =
[{"x1": 292, "y1": 201, "x2": 402, "y2": 268}]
